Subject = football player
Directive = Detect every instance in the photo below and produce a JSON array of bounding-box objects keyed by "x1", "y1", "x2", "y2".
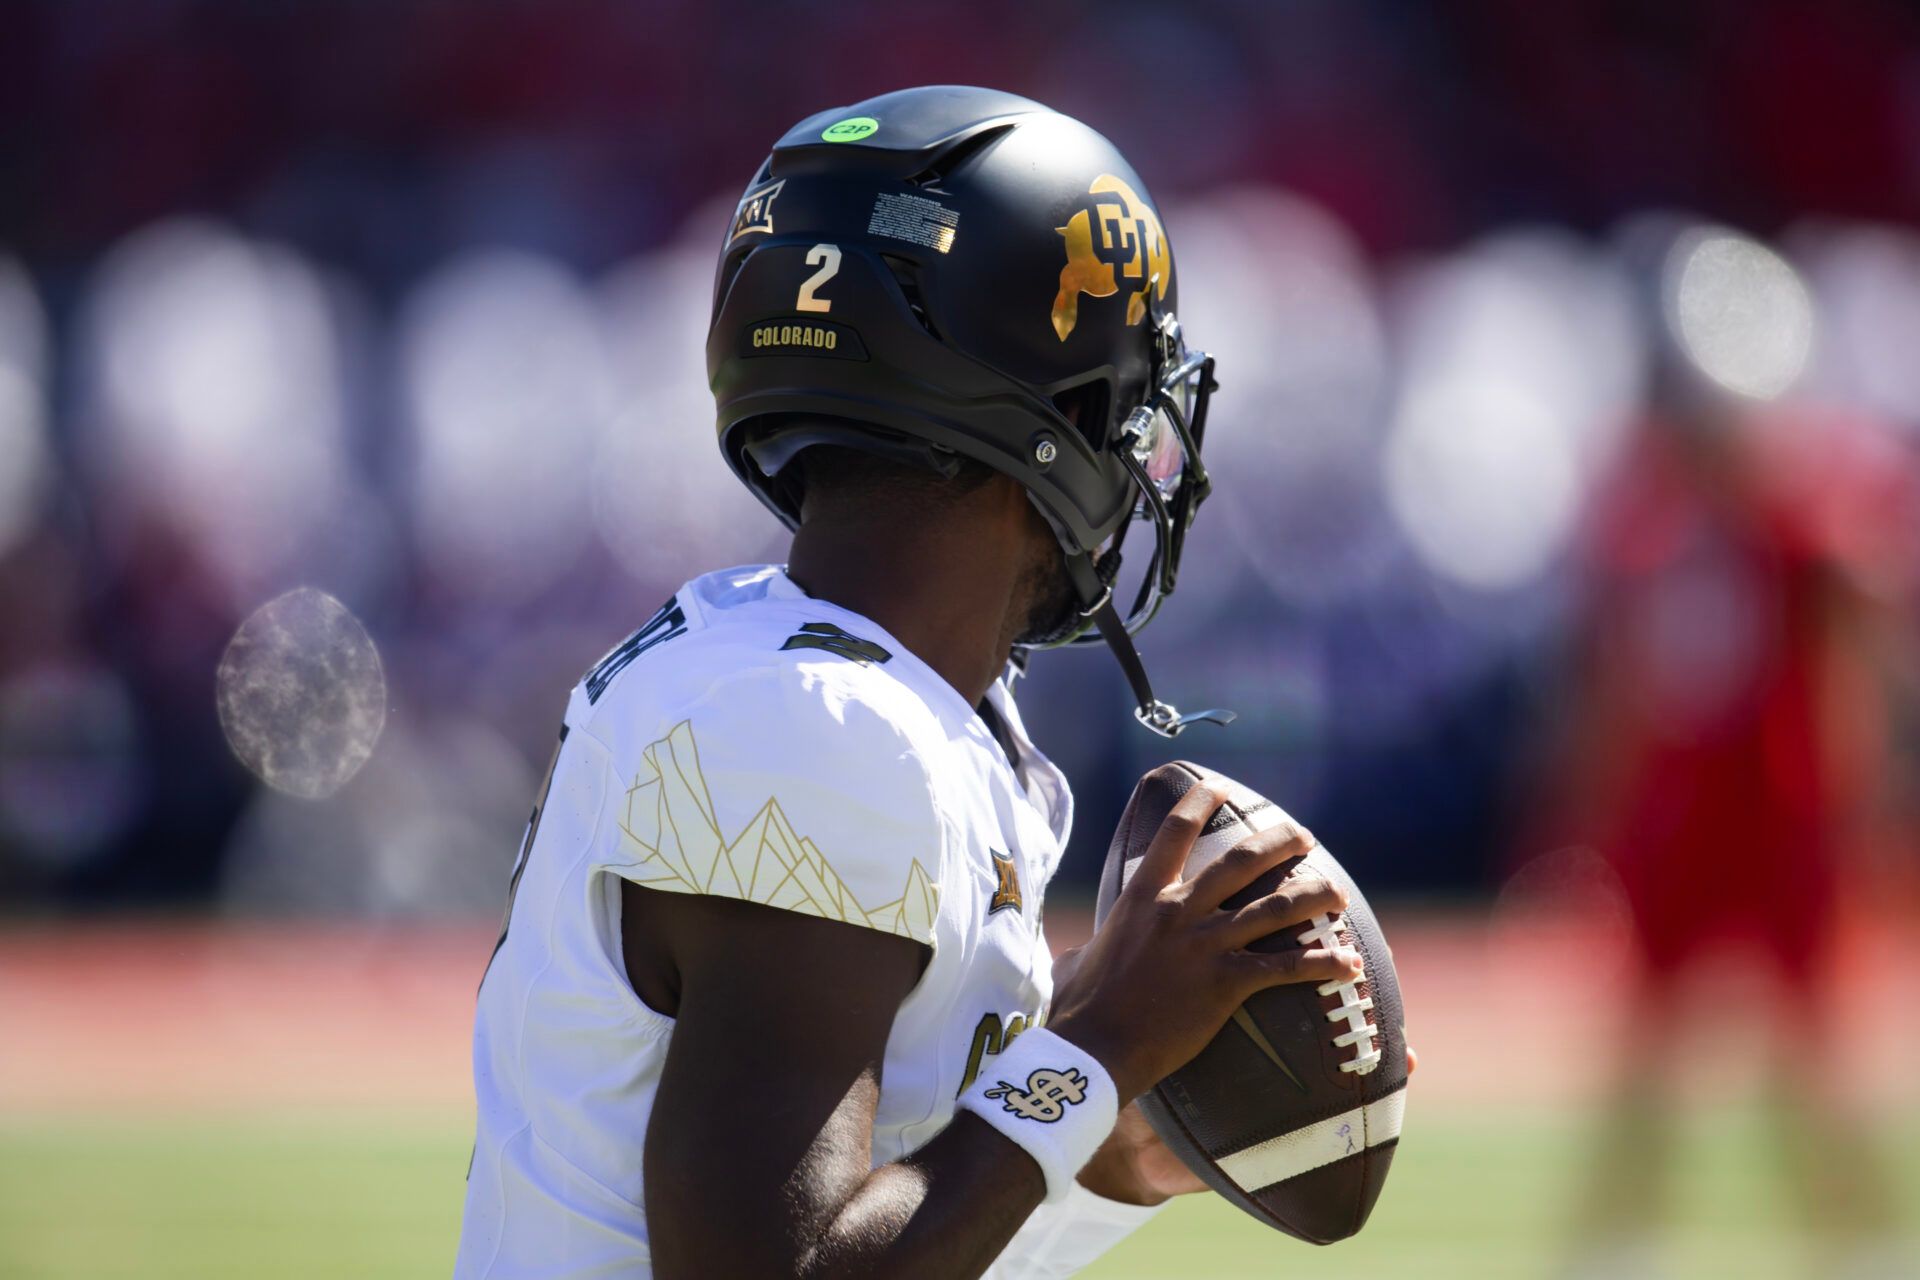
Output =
[{"x1": 457, "y1": 86, "x2": 1375, "y2": 1278}]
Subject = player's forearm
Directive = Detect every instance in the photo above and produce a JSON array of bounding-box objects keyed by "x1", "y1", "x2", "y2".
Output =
[{"x1": 793, "y1": 1112, "x2": 1050, "y2": 1280}]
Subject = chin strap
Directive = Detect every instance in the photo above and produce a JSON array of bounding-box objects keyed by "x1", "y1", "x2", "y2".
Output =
[
  {"x1": 1068, "y1": 554, "x2": 1235, "y2": 739},
  {"x1": 1092, "y1": 598, "x2": 1236, "y2": 738}
]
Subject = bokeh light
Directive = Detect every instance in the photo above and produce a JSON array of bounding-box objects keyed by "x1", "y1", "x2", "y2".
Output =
[
  {"x1": 1385, "y1": 378, "x2": 1580, "y2": 593},
  {"x1": 1396, "y1": 231, "x2": 1644, "y2": 473},
  {"x1": 1171, "y1": 187, "x2": 1398, "y2": 614},
  {"x1": 0, "y1": 259, "x2": 53, "y2": 561},
  {"x1": 399, "y1": 249, "x2": 610, "y2": 604},
  {"x1": 75, "y1": 219, "x2": 351, "y2": 593},
  {"x1": 1381, "y1": 232, "x2": 1643, "y2": 596},
  {"x1": 1802, "y1": 224, "x2": 1920, "y2": 428},
  {"x1": 1665, "y1": 227, "x2": 1815, "y2": 401},
  {"x1": 215, "y1": 587, "x2": 387, "y2": 801},
  {"x1": 594, "y1": 206, "x2": 787, "y2": 592}
]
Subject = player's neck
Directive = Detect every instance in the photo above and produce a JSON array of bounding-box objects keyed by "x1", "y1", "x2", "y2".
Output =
[{"x1": 786, "y1": 514, "x2": 1023, "y2": 711}]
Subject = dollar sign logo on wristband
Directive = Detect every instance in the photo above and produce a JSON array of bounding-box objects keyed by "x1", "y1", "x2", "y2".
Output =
[{"x1": 984, "y1": 1068, "x2": 1090, "y2": 1123}]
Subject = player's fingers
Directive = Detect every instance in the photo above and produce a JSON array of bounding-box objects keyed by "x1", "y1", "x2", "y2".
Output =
[
  {"x1": 1228, "y1": 943, "x2": 1362, "y2": 997},
  {"x1": 1131, "y1": 779, "x2": 1231, "y2": 893},
  {"x1": 1185, "y1": 822, "x2": 1317, "y2": 912},
  {"x1": 1211, "y1": 874, "x2": 1348, "y2": 949}
]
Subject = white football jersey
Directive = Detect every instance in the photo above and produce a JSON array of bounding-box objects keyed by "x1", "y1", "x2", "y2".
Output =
[{"x1": 456, "y1": 564, "x2": 1157, "y2": 1279}]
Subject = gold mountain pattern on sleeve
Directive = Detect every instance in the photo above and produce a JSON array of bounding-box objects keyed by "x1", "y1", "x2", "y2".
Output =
[{"x1": 618, "y1": 719, "x2": 939, "y2": 945}]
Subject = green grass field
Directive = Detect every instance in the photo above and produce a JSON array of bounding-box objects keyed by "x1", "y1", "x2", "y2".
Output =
[{"x1": 2, "y1": 1107, "x2": 1911, "y2": 1279}]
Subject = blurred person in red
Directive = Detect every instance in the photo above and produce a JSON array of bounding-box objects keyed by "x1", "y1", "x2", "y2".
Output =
[{"x1": 1544, "y1": 229, "x2": 1918, "y2": 1279}]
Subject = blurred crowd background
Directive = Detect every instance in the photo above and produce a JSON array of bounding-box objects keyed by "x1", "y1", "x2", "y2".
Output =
[
  {"x1": 2, "y1": 2, "x2": 1919, "y2": 1274},
  {"x1": 3, "y1": 0, "x2": 1918, "y2": 916}
]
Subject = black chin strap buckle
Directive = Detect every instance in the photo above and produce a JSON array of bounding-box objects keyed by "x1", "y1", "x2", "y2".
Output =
[{"x1": 1134, "y1": 699, "x2": 1237, "y2": 739}]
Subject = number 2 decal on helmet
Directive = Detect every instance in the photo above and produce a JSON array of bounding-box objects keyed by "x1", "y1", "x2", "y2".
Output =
[{"x1": 795, "y1": 244, "x2": 840, "y2": 313}]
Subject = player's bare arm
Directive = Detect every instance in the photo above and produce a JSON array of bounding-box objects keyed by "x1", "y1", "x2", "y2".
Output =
[{"x1": 633, "y1": 787, "x2": 1360, "y2": 1280}]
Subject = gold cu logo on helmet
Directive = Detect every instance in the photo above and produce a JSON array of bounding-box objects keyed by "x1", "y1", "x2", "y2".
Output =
[{"x1": 1051, "y1": 174, "x2": 1170, "y2": 341}]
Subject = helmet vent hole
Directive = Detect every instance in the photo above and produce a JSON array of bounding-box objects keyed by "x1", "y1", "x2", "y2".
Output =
[
  {"x1": 880, "y1": 253, "x2": 939, "y2": 338},
  {"x1": 1052, "y1": 381, "x2": 1112, "y2": 451},
  {"x1": 906, "y1": 122, "x2": 1016, "y2": 190}
]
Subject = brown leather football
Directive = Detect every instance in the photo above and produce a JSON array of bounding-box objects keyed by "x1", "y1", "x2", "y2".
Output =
[{"x1": 1094, "y1": 761, "x2": 1408, "y2": 1244}]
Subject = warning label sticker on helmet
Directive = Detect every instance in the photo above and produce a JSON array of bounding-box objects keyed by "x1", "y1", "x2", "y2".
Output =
[{"x1": 868, "y1": 193, "x2": 959, "y2": 255}]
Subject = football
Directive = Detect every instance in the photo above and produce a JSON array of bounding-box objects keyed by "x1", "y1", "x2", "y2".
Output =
[{"x1": 1094, "y1": 761, "x2": 1408, "y2": 1244}]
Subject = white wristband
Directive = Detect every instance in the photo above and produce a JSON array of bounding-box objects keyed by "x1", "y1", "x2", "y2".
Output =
[{"x1": 957, "y1": 1026, "x2": 1119, "y2": 1204}]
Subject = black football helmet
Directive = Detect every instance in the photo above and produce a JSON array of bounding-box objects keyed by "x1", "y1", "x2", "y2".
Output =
[{"x1": 706, "y1": 85, "x2": 1230, "y2": 736}]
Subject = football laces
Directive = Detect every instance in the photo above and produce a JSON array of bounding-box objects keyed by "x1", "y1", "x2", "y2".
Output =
[{"x1": 1297, "y1": 912, "x2": 1383, "y2": 1075}]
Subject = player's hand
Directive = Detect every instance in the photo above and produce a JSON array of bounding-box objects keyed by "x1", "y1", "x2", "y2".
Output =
[
  {"x1": 1055, "y1": 946, "x2": 1205, "y2": 1204},
  {"x1": 1078, "y1": 1047, "x2": 1420, "y2": 1205},
  {"x1": 1076, "y1": 1101, "x2": 1207, "y2": 1205},
  {"x1": 1046, "y1": 779, "x2": 1362, "y2": 1102}
]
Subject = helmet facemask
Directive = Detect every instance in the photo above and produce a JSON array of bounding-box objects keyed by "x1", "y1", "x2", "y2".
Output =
[{"x1": 1023, "y1": 302, "x2": 1235, "y2": 738}]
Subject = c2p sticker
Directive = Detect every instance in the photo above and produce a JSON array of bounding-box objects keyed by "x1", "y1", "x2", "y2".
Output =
[{"x1": 821, "y1": 116, "x2": 880, "y2": 143}]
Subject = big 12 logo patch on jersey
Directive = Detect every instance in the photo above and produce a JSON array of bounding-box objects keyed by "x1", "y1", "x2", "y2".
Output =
[{"x1": 988, "y1": 849, "x2": 1023, "y2": 916}]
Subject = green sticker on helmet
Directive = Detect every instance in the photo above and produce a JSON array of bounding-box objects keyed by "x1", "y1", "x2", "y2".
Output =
[{"x1": 821, "y1": 116, "x2": 879, "y2": 143}]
